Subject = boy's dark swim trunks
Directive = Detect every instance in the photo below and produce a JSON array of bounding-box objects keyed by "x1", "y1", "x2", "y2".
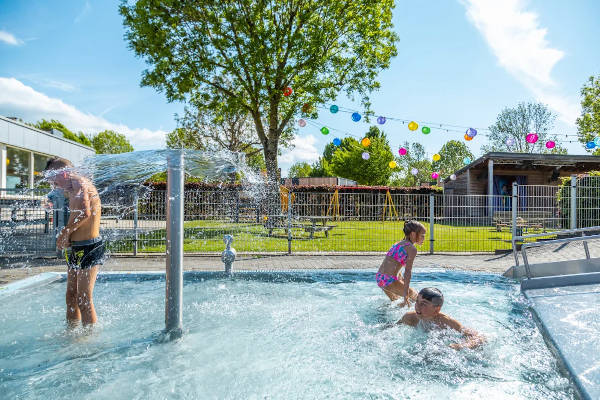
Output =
[{"x1": 67, "y1": 237, "x2": 105, "y2": 270}]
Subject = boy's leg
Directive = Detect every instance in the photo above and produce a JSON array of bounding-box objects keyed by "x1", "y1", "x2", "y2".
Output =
[
  {"x1": 66, "y1": 268, "x2": 81, "y2": 325},
  {"x1": 76, "y1": 265, "x2": 99, "y2": 325}
]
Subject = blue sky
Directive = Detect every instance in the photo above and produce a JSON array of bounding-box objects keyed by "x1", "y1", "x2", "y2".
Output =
[{"x1": 0, "y1": 0, "x2": 598, "y2": 175}]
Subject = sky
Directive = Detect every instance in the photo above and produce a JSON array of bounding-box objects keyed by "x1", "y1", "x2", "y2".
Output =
[{"x1": 0, "y1": 0, "x2": 598, "y2": 175}]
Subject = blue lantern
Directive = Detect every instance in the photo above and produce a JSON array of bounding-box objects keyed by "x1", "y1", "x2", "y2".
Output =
[
  {"x1": 466, "y1": 127, "x2": 477, "y2": 138},
  {"x1": 333, "y1": 138, "x2": 341, "y2": 146},
  {"x1": 586, "y1": 141, "x2": 596, "y2": 149},
  {"x1": 595, "y1": 136, "x2": 600, "y2": 146},
  {"x1": 377, "y1": 116, "x2": 386, "y2": 125},
  {"x1": 463, "y1": 157, "x2": 471, "y2": 165},
  {"x1": 330, "y1": 105, "x2": 339, "y2": 114},
  {"x1": 351, "y1": 112, "x2": 361, "y2": 122}
]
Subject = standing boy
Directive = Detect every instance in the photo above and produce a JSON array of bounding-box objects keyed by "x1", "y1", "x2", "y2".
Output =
[{"x1": 44, "y1": 158, "x2": 104, "y2": 326}]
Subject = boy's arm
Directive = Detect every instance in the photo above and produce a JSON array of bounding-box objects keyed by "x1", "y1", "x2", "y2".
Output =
[
  {"x1": 398, "y1": 311, "x2": 418, "y2": 326},
  {"x1": 57, "y1": 185, "x2": 92, "y2": 249},
  {"x1": 442, "y1": 315, "x2": 485, "y2": 349}
]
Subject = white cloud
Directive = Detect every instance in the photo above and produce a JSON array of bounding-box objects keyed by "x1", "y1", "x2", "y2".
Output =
[
  {"x1": 278, "y1": 134, "x2": 320, "y2": 172},
  {"x1": 74, "y1": 1, "x2": 92, "y2": 24},
  {"x1": 462, "y1": 0, "x2": 580, "y2": 125},
  {"x1": 0, "y1": 77, "x2": 167, "y2": 149},
  {"x1": 0, "y1": 30, "x2": 23, "y2": 46}
]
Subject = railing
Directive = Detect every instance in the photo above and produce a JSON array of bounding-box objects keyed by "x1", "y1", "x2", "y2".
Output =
[
  {"x1": 515, "y1": 226, "x2": 600, "y2": 279},
  {"x1": 4, "y1": 175, "x2": 600, "y2": 257}
]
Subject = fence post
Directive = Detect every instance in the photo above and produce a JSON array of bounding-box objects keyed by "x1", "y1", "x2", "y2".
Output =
[
  {"x1": 287, "y1": 191, "x2": 292, "y2": 255},
  {"x1": 512, "y1": 182, "x2": 519, "y2": 267},
  {"x1": 570, "y1": 175, "x2": 577, "y2": 230},
  {"x1": 133, "y1": 191, "x2": 139, "y2": 256},
  {"x1": 429, "y1": 193, "x2": 434, "y2": 254}
]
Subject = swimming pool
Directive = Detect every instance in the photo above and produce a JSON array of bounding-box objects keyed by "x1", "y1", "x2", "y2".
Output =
[{"x1": 0, "y1": 270, "x2": 575, "y2": 399}]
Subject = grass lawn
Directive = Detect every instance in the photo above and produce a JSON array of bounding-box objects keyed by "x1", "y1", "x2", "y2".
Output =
[{"x1": 107, "y1": 219, "x2": 541, "y2": 254}]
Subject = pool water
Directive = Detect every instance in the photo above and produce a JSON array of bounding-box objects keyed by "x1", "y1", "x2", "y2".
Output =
[{"x1": 0, "y1": 270, "x2": 575, "y2": 399}]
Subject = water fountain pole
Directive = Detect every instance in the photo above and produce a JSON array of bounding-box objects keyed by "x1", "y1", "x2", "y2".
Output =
[{"x1": 165, "y1": 150, "x2": 184, "y2": 339}]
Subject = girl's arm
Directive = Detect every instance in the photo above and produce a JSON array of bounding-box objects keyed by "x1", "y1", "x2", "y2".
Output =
[{"x1": 401, "y1": 247, "x2": 418, "y2": 304}]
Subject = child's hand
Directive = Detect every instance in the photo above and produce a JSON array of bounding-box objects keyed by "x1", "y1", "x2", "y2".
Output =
[{"x1": 399, "y1": 298, "x2": 411, "y2": 308}]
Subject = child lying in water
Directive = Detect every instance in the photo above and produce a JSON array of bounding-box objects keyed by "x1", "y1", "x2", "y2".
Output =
[{"x1": 399, "y1": 287, "x2": 485, "y2": 350}]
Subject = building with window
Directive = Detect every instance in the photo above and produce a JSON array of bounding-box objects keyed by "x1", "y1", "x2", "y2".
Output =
[{"x1": 0, "y1": 115, "x2": 95, "y2": 189}]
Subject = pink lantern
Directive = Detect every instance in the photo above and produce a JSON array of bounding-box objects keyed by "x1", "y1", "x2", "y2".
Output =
[
  {"x1": 545, "y1": 141, "x2": 556, "y2": 149},
  {"x1": 526, "y1": 133, "x2": 539, "y2": 144},
  {"x1": 431, "y1": 172, "x2": 439, "y2": 179},
  {"x1": 298, "y1": 119, "x2": 306, "y2": 127},
  {"x1": 398, "y1": 147, "x2": 407, "y2": 156}
]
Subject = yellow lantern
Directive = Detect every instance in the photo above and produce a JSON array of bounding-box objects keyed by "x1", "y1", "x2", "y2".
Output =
[
  {"x1": 432, "y1": 153, "x2": 441, "y2": 162},
  {"x1": 6, "y1": 159, "x2": 9, "y2": 165},
  {"x1": 389, "y1": 160, "x2": 397, "y2": 168},
  {"x1": 408, "y1": 121, "x2": 418, "y2": 131},
  {"x1": 361, "y1": 137, "x2": 371, "y2": 147}
]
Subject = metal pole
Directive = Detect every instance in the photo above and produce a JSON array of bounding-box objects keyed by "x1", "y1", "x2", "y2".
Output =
[
  {"x1": 570, "y1": 175, "x2": 577, "y2": 230},
  {"x1": 165, "y1": 150, "x2": 184, "y2": 339},
  {"x1": 133, "y1": 191, "x2": 139, "y2": 256},
  {"x1": 287, "y1": 192, "x2": 292, "y2": 255},
  {"x1": 429, "y1": 193, "x2": 434, "y2": 255},
  {"x1": 488, "y1": 159, "x2": 494, "y2": 224},
  {"x1": 512, "y1": 182, "x2": 519, "y2": 268}
]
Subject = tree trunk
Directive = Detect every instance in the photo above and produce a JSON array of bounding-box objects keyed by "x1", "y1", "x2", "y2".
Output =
[{"x1": 263, "y1": 139, "x2": 281, "y2": 223}]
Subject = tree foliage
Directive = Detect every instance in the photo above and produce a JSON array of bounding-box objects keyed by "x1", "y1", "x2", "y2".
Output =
[
  {"x1": 288, "y1": 162, "x2": 313, "y2": 178},
  {"x1": 481, "y1": 102, "x2": 564, "y2": 154},
  {"x1": 329, "y1": 126, "x2": 394, "y2": 185},
  {"x1": 432, "y1": 140, "x2": 473, "y2": 178},
  {"x1": 576, "y1": 75, "x2": 600, "y2": 155},
  {"x1": 391, "y1": 142, "x2": 433, "y2": 187},
  {"x1": 91, "y1": 130, "x2": 134, "y2": 154},
  {"x1": 34, "y1": 119, "x2": 92, "y2": 147},
  {"x1": 120, "y1": 0, "x2": 398, "y2": 184}
]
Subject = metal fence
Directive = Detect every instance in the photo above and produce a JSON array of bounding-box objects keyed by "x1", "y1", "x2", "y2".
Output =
[
  {"x1": 3, "y1": 176, "x2": 600, "y2": 257},
  {"x1": 0, "y1": 188, "x2": 59, "y2": 256}
]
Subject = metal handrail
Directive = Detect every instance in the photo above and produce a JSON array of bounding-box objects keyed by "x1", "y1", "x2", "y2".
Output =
[
  {"x1": 521, "y1": 232, "x2": 600, "y2": 279},
  {"x1": 513, "y1": 225, "x2": 600, "y2": 267}
]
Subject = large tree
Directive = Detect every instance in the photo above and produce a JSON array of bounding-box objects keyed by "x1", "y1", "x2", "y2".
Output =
[
  {"x1": 329, "y1": 126, "x2": 394, "y2": 185},
  {"x1": 432, "y1": 140, "x2": 473, "y2": 178},
  {"x1": 91, "y1": 130, "x2": 134, "y2": 154},
  {"x1": 481, "y1": 102, "x2": 564, "y2": 154},
  {"x1": 34, "y1": 119, "x2": 92, "y2": 147},
  {"x1": 168, "y1": 109, "x2": 268, "y2": 171},
  {"x1": 576, "y1": 75, "x2": 600, "y2": 155},
  {"x1": 120, "y1": 0, "x2": 398, "y2": 186}
]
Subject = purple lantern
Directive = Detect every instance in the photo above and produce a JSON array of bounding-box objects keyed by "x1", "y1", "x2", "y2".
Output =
[{"x1": 377, "y1": 116, "x2": 386, "y2": 125}]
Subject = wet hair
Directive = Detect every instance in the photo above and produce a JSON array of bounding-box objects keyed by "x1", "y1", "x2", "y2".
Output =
[
  {"x1": 44, "y1": 158, "x2": 73, "y2": 171},
  {"x1": 403, "y1": 220, "x2": 426, "y2": 237},
  {"x1": 419, "y1": 287, "x2": 444, "y2": 306}
]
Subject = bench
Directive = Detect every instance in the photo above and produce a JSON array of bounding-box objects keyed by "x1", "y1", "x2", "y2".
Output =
[{"x1": 304, "y1": 225, "x2": 337, "y2": 239}]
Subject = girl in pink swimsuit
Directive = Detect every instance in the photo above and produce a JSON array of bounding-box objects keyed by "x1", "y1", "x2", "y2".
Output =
[{"x1": 376, "y1": 220, "x2": 426, "y2": 307}]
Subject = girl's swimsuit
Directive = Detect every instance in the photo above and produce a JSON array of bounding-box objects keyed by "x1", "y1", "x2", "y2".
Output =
[{"x1": 376, "y1": 241, "x2": 412, "y2": 288}]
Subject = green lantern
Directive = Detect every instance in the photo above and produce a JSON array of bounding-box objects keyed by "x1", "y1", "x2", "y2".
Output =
[
  {"x1": 321, "y1": 127, "x2": 330, "y2": 135},
  {"x1": 422, "y1": 126, "x2": 431, "y2": 134}
]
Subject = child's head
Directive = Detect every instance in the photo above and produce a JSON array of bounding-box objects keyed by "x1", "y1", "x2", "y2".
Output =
[
  {"x1": 44, "y1": 158, "x2": 73, "y2": 189},
  {"x1": 403, "y1": 220, "x2": 426, "y2": 245},
  {"x1": 414, "y1": 287, "x2": 444, "y2": 318}
]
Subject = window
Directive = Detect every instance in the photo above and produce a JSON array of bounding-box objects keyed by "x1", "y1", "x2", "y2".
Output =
[
  {"x1": 34, "y1": 153, "x2": 52, "y2": 187},
  {"x1": 6, "y1": 147, "x2": 30, "y2": 189}
]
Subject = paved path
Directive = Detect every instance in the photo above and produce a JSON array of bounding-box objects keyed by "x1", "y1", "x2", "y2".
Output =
[{"x1": 0, "y1": 252, "x2": 517, "y2": 285}]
